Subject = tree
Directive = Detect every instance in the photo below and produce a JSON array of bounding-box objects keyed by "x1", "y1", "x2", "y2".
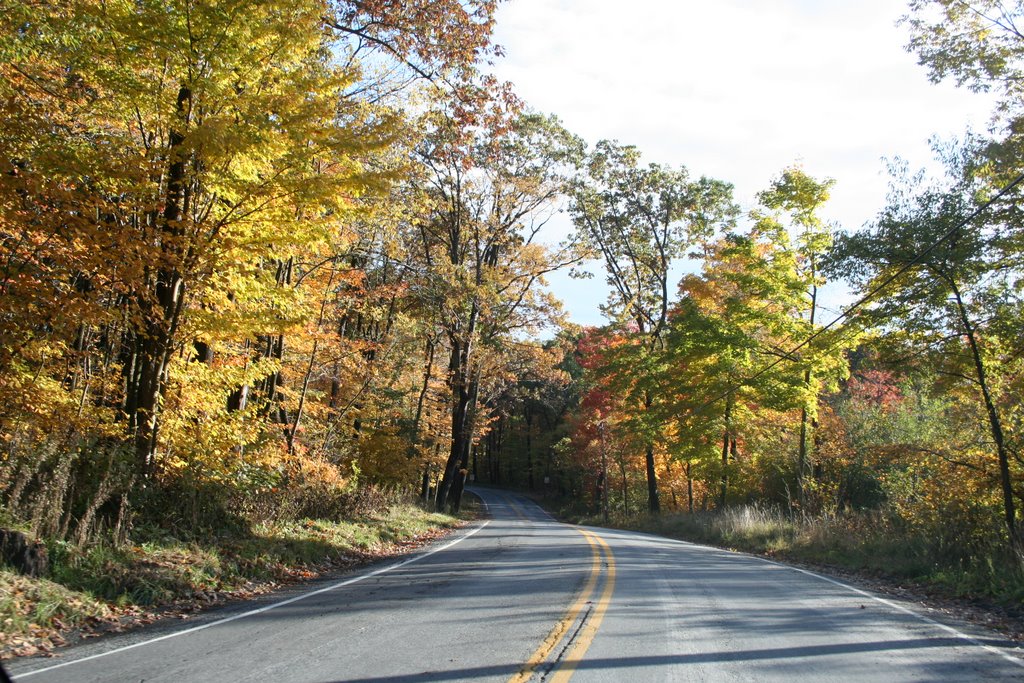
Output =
[
  {"x1": 756, "y1": 166, "x2": 842, "y2": 505},
  {"x1": 326, "y1": 0, "x2": 502, "y2": 86},
  {"x1": 412, "y1": 103, "x2": 584, "y2": 512},
  {"x1": 569, "y1": 140, "x2": 736, "y2": 512},
  {"x1": 827, "y1": 143, "x2": 1024, "y2": 558},
  {"x1": 667, "y1": 226, "x2": 810, "y2": 508},
  {"x1": 473, "y1": 337, "x2": 572, "y2": 491},
  {"x1": 564, "y1": 327, "x2": 649, "y2": 515},
  {"x1": 1, "y1": 0, "x2": 388, "y2": 471},
  {"x1": 904, "y1": 0, "x2": 1024, "y2": 119},
  {"x1": 0, "y1": 0, "x2": 517, "y2": 534},
  {"x1": 903, "y1": 1, "x2": 1024, "y2": 217}
]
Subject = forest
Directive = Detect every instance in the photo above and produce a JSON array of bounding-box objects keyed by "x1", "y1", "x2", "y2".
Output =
[{"x1": 2, "y1": 0, "x2": 1024, "y2": 638}]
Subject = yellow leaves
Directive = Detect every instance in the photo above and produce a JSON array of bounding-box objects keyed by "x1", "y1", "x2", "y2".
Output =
[{"x1": 0, "y1": 0, "x2": 540, "y2": 527}]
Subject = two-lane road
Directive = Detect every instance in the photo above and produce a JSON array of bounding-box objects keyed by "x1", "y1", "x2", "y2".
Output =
[{"x1": 8, "y1": 488, "x2": 1024, "y2": 681}]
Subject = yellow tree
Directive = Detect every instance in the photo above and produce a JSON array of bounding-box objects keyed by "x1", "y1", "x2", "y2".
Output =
[
  {"x1": 412, "y1": 101, "x2": 584, "y2": 511},
  {"x1": 1, "y1": 0, "x2": 393, "y2": 481},
  {"x1": 665, "y1": 222, "x2": 840, "y2": 508},
  {"x1": 755, "y1": 166, "x2": 846, "y2": 505}
]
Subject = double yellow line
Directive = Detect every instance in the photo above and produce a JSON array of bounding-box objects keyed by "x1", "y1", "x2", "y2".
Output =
[
  {"x1": 506, "y1": 498, "x2": 532, "y2": 522},
  {"x1": 509, "y1": 529, "x2": 616, "y2": 683}
]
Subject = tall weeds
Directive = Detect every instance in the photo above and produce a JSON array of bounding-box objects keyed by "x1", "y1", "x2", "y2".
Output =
[{"x1": 0, "y1": 436, "x2": 134, "y2": 547}]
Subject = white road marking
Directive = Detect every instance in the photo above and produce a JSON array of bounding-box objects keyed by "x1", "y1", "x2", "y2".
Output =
[
  {"x1": 592, "y1": 526, "x2": 1024, "y2": 669},
  {"x1": 777, "y1": 560, "x2": 1024, "y2": 669},
  {"x1": 15, "y1": 521, "x2": 491, "y2": 679}
]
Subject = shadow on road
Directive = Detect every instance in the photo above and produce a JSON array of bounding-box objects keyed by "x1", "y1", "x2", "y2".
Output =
[{"x1": 330, "y1": 636, "x2": 976, "y2": 682}]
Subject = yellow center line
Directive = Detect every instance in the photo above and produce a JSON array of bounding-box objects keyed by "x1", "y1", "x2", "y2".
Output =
[
  {"x1": 507, "y1": 530, "x2": 602, "y2": 683},
  {"x1": 549, "y1": 530, "x2": 616, "y2": 683},
  {"x1": 506, "y1": 498, "x2": 532, "y2": 522}
]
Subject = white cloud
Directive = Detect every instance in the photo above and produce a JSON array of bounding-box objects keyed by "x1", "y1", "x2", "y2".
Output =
[{"x1": 490, "y1": 0, "x2": 997, "y2": 326}]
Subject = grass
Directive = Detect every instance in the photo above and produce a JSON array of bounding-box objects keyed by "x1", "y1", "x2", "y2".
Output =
[
  {"x1": 574, "y1": 505, "x2": 1024, "y2": 605},
  {"x1": 0, "y1": 503, "x2": 462, "y2": 658}
]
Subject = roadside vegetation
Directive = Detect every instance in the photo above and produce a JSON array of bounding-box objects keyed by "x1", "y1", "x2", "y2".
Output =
[
  {"x1": 569, "y1": 505, "x2": 1024, "y2": 606},
  {"x1": 0, "y1": 0, "x2": 557, "y2": 659},
  {"x1": 485, "y1": 3, "x2": 1024, "y2": 615}
]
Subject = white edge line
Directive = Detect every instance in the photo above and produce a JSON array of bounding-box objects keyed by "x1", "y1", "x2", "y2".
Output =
[
  {"x1": 591, "y1": 526, "x2": 1024, "y2": 669},
  {"x1": 775, "y1": 560, "x2": 1024, "y2": 669},
  {"x1": 473, "y1": 489, "x2": 490, "y2": 514},
  {"x1": 530, "y1": 500, "x2": 556, "y2": 522},
  {"x1": 15, "y1": 520, "x2": 491, "y2": 680}
]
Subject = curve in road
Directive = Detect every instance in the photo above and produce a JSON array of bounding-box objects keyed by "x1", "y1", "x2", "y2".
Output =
[{"x1": 7, "y1": 487, "x2": 1024, "y2": 682}]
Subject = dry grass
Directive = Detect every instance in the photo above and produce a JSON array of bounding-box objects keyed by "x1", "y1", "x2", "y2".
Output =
[{"x1": 579, "y1": 505, "x2": 1024, "y2": 603}]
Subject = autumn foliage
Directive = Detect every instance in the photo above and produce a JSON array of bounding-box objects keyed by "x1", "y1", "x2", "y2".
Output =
[
  {"x1": 0, "y1": 0, "x2": 575, "y2": 543},
  {"x1": 2, "y1": 0, "x2": 1024, "y2": 606}
]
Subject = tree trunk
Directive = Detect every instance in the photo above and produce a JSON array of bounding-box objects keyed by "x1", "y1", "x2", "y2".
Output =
[
  {"x1": 227, "y1": 340, "x2": 251, "y2": 412},
  {"x1": 643, "y1": 390, "x2": 660, "y2": 513},
  {"x1": 410, "y1": 337, "x2": 436, "y2": 444},
  {"x1": 132, "y1": 84, "x2": 192, "y2": 475},
  {"x1": 450, "y1": 468, "x2": 467, "y2": 513},
  {"x1": 449, "y1": 369, "x2": 480, "y2": 513},
  {"x1": 491, "y1": 419, "x2": 503, "y2": 485},
  {"x1": 950, "y1": 281, "x2": 1021, "y2": 558},
  {"x1": 436, "y1": 391, "x2": 468, "y2": 511},
  {"x1": 620, "y1": 459, "x2": 629, "y2": 516},
  {"x1": 287, "y1": 338, "x2": 318, "y2": 454},
  {"x1": 720, "y1": 393, "x2": 732, "y2": 508},
  {"x1": 437, "y1": 337, "x2": 473, "y2": 512},
  {"x1": 797, "y1": 274, "x2": 818, "y2": 508},
  {"x1": 797, "y1": 388, "x2": 810, "y2": 508},
  {"x1": 686, "y1": 460, "x2": 694, "y2": 514},
  {"x1": 644, "y1": 443, "x2": 659, "y2": 513},
  {"x1": 260, "y1": 257, "x2": 293, "y2": 424},
  {"x1": 420, "y1": 465, "x2": 430, "y2": 502},
  {"x1": 287, "y1": 268, "x2": 337, "y2": 454},
  {"x1": 525, "y1": 406, "x2": 534, "y2": 490}
]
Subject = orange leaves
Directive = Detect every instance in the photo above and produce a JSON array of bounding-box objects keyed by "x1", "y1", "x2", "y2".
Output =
[
  {"x1": 846, "y1": 370, "x2": 904, "y2": 411},
  {"x1": 328, "y1": 0, "x2": 501, "y2": 80}
]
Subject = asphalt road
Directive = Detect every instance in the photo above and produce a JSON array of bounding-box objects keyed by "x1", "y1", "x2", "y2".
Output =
[{"x1": 7, "y1": 488, "x2": 1024, "y2": 682}]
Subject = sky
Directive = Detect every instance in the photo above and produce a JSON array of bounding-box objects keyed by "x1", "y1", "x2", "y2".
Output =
[{"x1": 488, "y1": 0, "x2": 997, "y2": 327}]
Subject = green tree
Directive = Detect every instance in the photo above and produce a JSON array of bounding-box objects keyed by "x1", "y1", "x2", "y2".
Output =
[
  {"x1": 569, "y1": 140, "x2": 736, "y2": 512},
  {"x1": 756, "y1": 166, "x2": 843, "y2": 505},
  {"x1": 827, "y1": 144, "x2": 1024, "y2": 558},
  {"x1": 904, "y1": 0, "x2": 1024, "y2": 116},
  {"x1": 668, "y1": 225, "x2": 810, "y2": 507}
]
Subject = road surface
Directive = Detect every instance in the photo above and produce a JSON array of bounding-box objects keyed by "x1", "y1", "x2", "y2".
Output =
[{"x1": 7, "y1": 488, "x2": 1024, "y2": 681}]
